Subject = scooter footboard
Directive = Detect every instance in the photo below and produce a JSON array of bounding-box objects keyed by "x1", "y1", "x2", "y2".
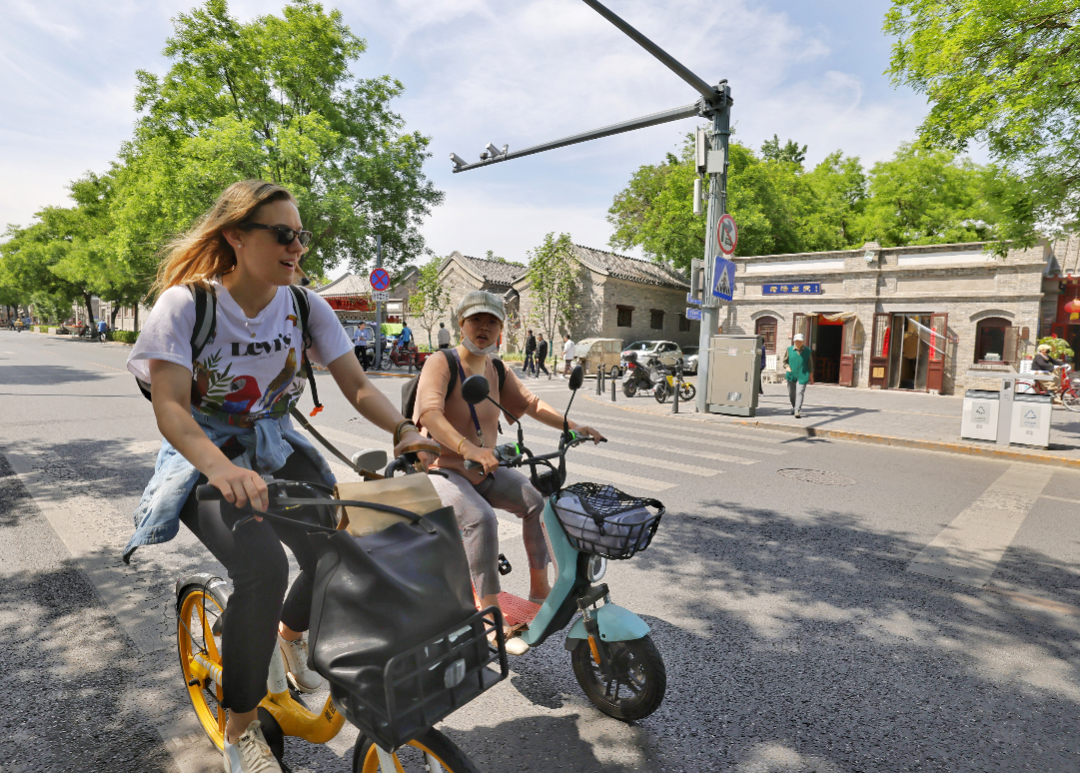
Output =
[{"x1": 564, "y1": 602, "x2": 649, "y2": 647}]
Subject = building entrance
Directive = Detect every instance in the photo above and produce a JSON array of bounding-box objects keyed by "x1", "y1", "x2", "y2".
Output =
[
  {"x1": 791, "y1": 312, "x2": 857, "y2": 386},
  {"x1": 870, "y1": 312, "x2": 948, "y2": 392}
]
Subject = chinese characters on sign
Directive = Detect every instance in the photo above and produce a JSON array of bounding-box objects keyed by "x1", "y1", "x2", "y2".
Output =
[{"x1": 762, "y1": 283, "x2": 822, "y2": 295}]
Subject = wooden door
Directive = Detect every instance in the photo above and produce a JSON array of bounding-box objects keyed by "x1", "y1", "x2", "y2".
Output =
[
  {"x1": 869, "y1": 313, "x2": 890, "y2": 388},
  {"x1": 926, "y1": 312, "x2": 948, "y2": 392},
  {"x1": 791, "y1": 313, "x2": 813, "y2": 384},
  {"x1": 839, "y1": 319, "x2": 856, "y2": 387}
]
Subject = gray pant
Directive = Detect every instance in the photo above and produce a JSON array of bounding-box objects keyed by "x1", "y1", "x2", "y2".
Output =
[
  {"x1": 430, "y1": 468, "x2": 549, "y2": 597},
  {"x1": 787, "y1": 379, "x2": 807, "y2": 414}
]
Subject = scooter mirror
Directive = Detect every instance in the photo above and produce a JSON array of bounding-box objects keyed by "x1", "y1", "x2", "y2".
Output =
[
  {"x1": 461, "y1": 374, "x2": 490, "y2": 405},
  {"x1": 350, "y1": 448, "x2": 388, "y2": 473},
  {"x1": 568, "y1": 365, "x2": 585, "y2": 391}
]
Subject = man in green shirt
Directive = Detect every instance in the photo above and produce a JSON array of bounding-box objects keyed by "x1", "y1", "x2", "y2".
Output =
[{"x1": 781, "y1": 333, "x2": 813, "y2": 418}]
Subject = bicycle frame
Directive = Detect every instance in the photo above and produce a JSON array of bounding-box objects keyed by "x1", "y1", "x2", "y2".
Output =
[{"x1": 184, "y1": 635, "x2": 346, "y2": 746}]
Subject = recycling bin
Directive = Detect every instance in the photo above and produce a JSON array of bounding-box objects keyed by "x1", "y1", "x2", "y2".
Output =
[
  {"x1": 961, "y1": 390, "x2": 1000, "y2": 442},
  {"x1": 1010, "y1": 393, "x2": 1052, "y2": 448}
]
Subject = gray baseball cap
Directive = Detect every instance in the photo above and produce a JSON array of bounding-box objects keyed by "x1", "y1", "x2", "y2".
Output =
[{"x1": 455, "y1": 290, "x2": 505, "y2": 323}]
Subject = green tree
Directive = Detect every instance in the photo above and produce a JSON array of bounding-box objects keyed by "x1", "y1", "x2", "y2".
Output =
[
  {"x1": 408, "y1": 256, "x2": 450, "y2": 349},
  {"x1": 526, "y1": 233, "x2": 579, "y2": 364},
  {"x1": 884, "y1": 0, "x2": 1064, "y2": 242},
  {"x1": 0, "y1": 221, "x2": 87, "y2": 325},
  {"x1": 761, "y1": 135, "x2": 808, "y2": 166},
  {"x1": 855, "y1": 143, "x2": 1021, "y2": 246},
  {"x1": 116, "y1": 0, "x2": 442, "y2": 281},
  {"x1": 802, "y1": 151, "x2": 869, "y2": 251}
]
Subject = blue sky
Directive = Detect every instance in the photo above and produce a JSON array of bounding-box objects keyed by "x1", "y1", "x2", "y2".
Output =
[{"x1": 0, "y1": 0, "x2": 934, "y2": 273}]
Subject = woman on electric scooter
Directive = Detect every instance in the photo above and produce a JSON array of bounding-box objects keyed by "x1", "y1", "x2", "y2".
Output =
[
  {"x1": 123, "y1": 180, "x2": 436, "y2": 773},
  {"x1": 413, "y1": 291, "x2": 605, "y2": 655}
]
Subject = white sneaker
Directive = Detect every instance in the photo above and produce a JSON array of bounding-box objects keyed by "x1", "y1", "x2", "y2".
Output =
[
  {"x1": 223, "y1": 721, "x2": 282, "y2": 773},
  {"x1": 278, "y1": 634, "x2": 323, "y2": 693}
]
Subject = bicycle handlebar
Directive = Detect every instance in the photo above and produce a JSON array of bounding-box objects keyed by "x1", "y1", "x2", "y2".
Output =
[{"x1": 461, "y1": 430, "x2": 604, "y2": 472}]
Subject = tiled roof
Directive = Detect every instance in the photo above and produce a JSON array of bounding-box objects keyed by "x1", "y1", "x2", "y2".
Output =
[
  {"x1": 572, "y1": 244, "x2": 689, "y2": 290},
  {"x1": 1048, "y1": 234, "x2": 1080, "y2": 277},
  {"x1": 313, "y1": 273, "x2": 371, "y2": 297},
  {"x1": 454, "y1": 253, "x2": 527, "y2": 286}
]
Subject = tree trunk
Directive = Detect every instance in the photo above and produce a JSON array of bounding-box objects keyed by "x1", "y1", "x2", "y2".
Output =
[
  {"x1": 111, "y1": 305, "x2": 120, "y2": 330},
  {"x1": 83, "y1": 293, "x2": 96, "y2": 328},
  {"x1": 134, "y1": 304, "x2": 139, "y2": 332}
]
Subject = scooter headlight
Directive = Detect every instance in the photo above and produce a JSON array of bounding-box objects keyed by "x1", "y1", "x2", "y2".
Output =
[{"x1": 586, "y1": 554, "x2": 608, "y2": 582}]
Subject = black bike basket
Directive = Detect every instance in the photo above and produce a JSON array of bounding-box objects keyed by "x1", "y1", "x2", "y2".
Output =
[
  {"x1": 329, "y1": 608, "x2": 509, "y2": 751},
  {"x1": 553, "y1": 482, "x2": 664, "y2": 560}
]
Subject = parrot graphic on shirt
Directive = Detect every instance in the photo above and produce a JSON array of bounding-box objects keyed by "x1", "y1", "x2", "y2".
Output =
[
  {"x1": 260, "y1": 347, "x2": 299, "y2": 411},
  {"x1": 222, "y1": 376, "x2": 262, "y2": 414}
]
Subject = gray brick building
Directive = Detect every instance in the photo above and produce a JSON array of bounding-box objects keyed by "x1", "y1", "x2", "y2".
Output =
[{"x1": 726, "y1": 239, "x2": 1075, "y2": 394}]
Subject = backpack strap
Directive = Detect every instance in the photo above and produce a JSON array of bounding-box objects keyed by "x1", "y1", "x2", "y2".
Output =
[
  {"x1": 288, "y1": 285, "x2": 323, "y2": 416},
  {"x1": 189, "y1": 283, "x2": 217, "y2": 361}
]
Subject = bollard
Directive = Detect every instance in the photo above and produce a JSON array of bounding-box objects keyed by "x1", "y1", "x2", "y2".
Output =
[
  {"x1": 672, "y1": 362, "x2": 682, "y2": 414},
  {"x1": 596, "y1": 365, "x2": 603, "y2": 395},
  {"x1": 611, "y1": 368, "x2": 617, "y2": 402}
]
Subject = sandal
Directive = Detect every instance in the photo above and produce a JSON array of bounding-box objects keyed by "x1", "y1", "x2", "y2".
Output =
[{"x1": 488, "y1": 624, "x2": 530, "y2": 656}]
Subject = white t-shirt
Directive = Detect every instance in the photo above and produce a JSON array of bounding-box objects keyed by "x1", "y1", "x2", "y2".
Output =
[
  {"x1": 563, "y1": 339, "x2": 576, "y2": 359},
  {"x1": 128, "y1": 280, "x2": 352, "y2": 420}
]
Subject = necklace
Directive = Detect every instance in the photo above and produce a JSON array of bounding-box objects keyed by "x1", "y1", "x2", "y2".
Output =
[{"x1": 242, "y1": 308, "x2": 268, "y2": 339}]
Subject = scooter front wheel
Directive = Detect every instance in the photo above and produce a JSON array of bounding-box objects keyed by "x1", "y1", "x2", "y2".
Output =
[
  {"x1": 571, "y1": 635, "x2": 666, "y2": 721},
  {"x1": 623, "y1": 380, "x2": 638, "y2": 398},
  {"x1": 654, "y1": 384, "x2": 669, "y2": 404}
]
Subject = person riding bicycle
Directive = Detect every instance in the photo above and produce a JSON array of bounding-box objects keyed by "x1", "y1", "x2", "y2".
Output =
[
  {"x1": 123, "y1": 180, "x2": 435, "y2": 773},
  {"x1": 412, "y1": 290, "x2": 605, "y2": 655},
  {"x1": 97, "y1": 318, "x2": 108, "y2": 341},
  {"x1": 1032, "y1": 344, "x2": 1063, "y2": 396}
]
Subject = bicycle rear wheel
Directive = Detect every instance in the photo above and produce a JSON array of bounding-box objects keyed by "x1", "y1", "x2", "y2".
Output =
[
  {"x1": 353, "y1": 728, "x2": 480, "y2": 773},
  {"x1": 1062, "y1": 390, "x2": 1080, "y2": 412},
  {"x1": 177, "y1": 583, "x2": 229, "y2": 750}
]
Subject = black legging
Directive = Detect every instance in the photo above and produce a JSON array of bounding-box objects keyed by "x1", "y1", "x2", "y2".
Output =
[{"x1": 179, "y1": 449, "x2": 331, "y2": 712}]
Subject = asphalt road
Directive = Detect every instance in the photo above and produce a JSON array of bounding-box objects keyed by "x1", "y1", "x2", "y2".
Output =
[{"x1": 2, "y1": 330, "x2": 1078, "y2": 773}]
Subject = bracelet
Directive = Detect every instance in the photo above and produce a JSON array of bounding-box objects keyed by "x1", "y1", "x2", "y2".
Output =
[
  {"x1": 456, "y1": 436, "x2": 468, "y2": 455},
  {"x1": 393, "y1": 420, "x2": 418, "y2": 446}
]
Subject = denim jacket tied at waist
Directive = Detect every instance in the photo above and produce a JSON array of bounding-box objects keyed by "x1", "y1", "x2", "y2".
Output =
[{"x1": 122, "y1": 410, "x2": 335, "y2": 563}]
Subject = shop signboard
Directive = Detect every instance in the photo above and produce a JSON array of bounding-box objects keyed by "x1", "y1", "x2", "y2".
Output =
[{"x1": 763, "y1": 283, "x2": 822, "y2": 295}]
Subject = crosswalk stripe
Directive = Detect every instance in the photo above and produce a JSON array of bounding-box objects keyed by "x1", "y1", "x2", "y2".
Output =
[
  {"x1": 526, "y1": 426, "x2": 756, "y2": 466},
  {"x1": 562, "y1": 463, "x2": 676, "y2": 493},
  {"x1": 571, "y1": 409, "x2": 790, "y2": 450}
]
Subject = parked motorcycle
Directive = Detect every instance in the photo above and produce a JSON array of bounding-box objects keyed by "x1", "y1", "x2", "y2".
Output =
[
  {"x1": 621, "y1": 352, "x2": 663, "y2": 398},
  {"x1": 653, "y1": 358, "x2": 695, "y2": 404}
]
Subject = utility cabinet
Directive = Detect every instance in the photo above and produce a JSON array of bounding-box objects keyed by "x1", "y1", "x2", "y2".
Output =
[{"x1": 705, "y1": 335, "x2": 762, "y2": 417}]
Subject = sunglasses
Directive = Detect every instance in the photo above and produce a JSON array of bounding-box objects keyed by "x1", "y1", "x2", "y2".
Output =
[{"x1": 240, "y1": 222, "x2": 313, "y2": 247}]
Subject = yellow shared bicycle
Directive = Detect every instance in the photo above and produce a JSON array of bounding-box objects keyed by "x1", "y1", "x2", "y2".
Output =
[{"x1": 176, "y1": 451, "x2": 508, "y2": 773}]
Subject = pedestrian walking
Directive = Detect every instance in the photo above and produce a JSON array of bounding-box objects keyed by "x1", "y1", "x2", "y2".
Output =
[
  {"x1": 437, "y1": 322, "x2": 451, "y2": 349},
  {"x1": 354, "y1": 321, "x2": 374, "y2": 370},
  {"x1": 561, "y1": 334, "x2": 576, "y2": 378},
  {"x1": 781, "y1": 333, "x2": 813, "y2": 418},
  {"x1": 523, "y1": 329, "x2": 537, "y2": 376},
  {"x1": 536, "y1": 333, "x2": 551, "y2": 379}
]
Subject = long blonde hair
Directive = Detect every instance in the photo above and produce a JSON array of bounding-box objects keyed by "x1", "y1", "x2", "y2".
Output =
[{"x1": 151, "y1": 180, "x2": 296, "y2": 296}]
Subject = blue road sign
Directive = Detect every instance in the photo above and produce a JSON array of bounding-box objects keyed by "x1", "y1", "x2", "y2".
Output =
[
  {"x1": 685, "y1": 307, "x2": 702, "y2": 321},
  {"x1": 686, "y1": 293, "x2": 701, "y2": 306},
  {"x1": 712, "y1": 255, "x2": 735, "y2": 301}
]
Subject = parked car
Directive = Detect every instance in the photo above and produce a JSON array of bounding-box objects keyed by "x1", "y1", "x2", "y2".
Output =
[
  {"x1": 681, "y1": 346, "x2": 699, "y2": 375},
  {"x1": 620, "y1": 340, "x2": 684, "y2": 374}
]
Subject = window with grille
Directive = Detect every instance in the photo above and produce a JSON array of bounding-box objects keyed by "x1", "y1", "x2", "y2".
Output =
[
  {"x1": 755, "y1": 316, "x2": 778, "y2": 354},
  {"x1": 650, "y1": 309, "x2": 664, "y2": 330},
  {"x1": 617, "y1": 305, "x2": 633, "y2": 327},
  {"x1": 974, "y1": 317, "x2": 1015, "y2": 363}
]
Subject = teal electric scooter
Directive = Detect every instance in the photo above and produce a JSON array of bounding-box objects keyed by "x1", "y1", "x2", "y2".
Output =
[{"x1": 457, "y1": 365, "x2": 667, "y2": 721}]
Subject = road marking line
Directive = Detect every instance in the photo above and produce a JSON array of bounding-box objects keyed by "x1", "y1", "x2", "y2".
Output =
[
  {"x1": 564, "y1": 462, "x2": 677, "y2": 492},
  {"x1": 527, "y1": 426, "x2": 756, "y2": 466},
  {"x1": 908, "y1": 463, "x2": 1053, "y2": 588},
  {"x1": 571, "y1": 410, "x2": 789, "y2": 450},
  {"x1": 1040, "y1": 494, "x2": 1080, "y2": 505}
]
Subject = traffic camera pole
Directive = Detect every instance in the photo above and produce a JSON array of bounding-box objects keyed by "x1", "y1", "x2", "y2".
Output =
[{"x1": 696, "y1": 86, "x2": 732, "y2": 414}]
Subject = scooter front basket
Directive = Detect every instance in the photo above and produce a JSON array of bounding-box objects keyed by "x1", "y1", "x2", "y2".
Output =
[{"x1": 554, "y1": 483, "x2": 664, "y2": 560}]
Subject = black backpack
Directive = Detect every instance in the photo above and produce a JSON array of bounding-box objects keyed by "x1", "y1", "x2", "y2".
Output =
[
  {"x1": 135, "y1": 282, "x2": 322, "y2": 414},
  {"x1": 401, "y1": 348, "x2": 505, "y2": 427}
]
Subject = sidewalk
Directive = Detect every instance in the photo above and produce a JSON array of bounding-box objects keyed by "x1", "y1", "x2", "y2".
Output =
[{"x1": 583, "y1": 380, "x2": 1080, "y2": 469}]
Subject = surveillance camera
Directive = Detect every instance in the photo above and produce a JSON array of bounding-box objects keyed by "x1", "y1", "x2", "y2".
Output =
[
  {"x1": 480, "y1": 151, "x2": 489, "y2": 161},
  {"x1": 501, "y1": 144, "x2": 509, "y2": 156},
  {"x1": 450, "y1": 152, "x2": 467, "y2": 169},
  {"x1": 485, "y1": 142, "x2": 500, "y2": 157}
]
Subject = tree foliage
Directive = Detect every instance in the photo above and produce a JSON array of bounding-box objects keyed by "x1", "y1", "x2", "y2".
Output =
[
  {"x1": 885, "y1": 0, "x2": 1070, "y2": 240},
  {"x1": 608, "y1": 131, "x2": 1026, "y2": 266},
  {"x1": 526, "y1": 233, "x2": 579, "y2": 349},
  {"x1": 408, "y1": 255, "x2": 450, "y2": 349}
]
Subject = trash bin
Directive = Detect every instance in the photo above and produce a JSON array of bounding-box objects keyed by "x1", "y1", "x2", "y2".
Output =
[
  {"x1": 960, "y1": 390, "x2": 999, "y2": 442},
  {"x1": 1010, "y1": 393, "x2": 1052, "y2": 448}
]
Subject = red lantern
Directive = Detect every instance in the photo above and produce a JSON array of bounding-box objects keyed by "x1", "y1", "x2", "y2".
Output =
[{"x1": 1066, "y1": 297, "x2": 1080, "y2": 321}]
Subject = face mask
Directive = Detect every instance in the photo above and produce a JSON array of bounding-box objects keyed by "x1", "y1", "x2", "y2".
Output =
[{"x1": 462, "y1": 336, "x2": 499, "y2": 356}]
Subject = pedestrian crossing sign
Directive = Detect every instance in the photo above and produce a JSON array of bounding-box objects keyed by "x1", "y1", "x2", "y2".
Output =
[{"x1": 712, "y1": 255, "x2": 735, "y2": 302}]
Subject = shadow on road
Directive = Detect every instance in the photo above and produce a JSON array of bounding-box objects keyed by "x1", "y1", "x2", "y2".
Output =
[{"x1": 0, "y1": 363, "x2": 113, "y2": 386}]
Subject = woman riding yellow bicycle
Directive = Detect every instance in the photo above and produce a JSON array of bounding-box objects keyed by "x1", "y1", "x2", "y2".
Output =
[{"x1": 125, "y1": 180, "x2": 435, "y2": 773}]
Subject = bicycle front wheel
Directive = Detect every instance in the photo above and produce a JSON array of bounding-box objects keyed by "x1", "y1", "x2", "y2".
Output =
[
  {"x1": 1062, "y1": 391, "x2": 1080, "y2": 412},
  {"x1": 353, "y1": 728, "x2": 480, "y2": 773},
  {"x1": 177, "y1": 582, "x2": 229, "y2": 750}
]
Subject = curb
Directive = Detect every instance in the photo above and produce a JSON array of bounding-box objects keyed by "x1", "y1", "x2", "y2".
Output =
[{"x1": 581, "y1": 391, "x2": 1080, "y2": 470}]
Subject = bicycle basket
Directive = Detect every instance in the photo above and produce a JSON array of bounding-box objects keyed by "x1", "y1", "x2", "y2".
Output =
[
  {"x1": 329, "y1": 607, "x2": 508, "y2": 751},
  {"x1": 553, "y1": 482, "x2": 664, "y2": 560}
]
